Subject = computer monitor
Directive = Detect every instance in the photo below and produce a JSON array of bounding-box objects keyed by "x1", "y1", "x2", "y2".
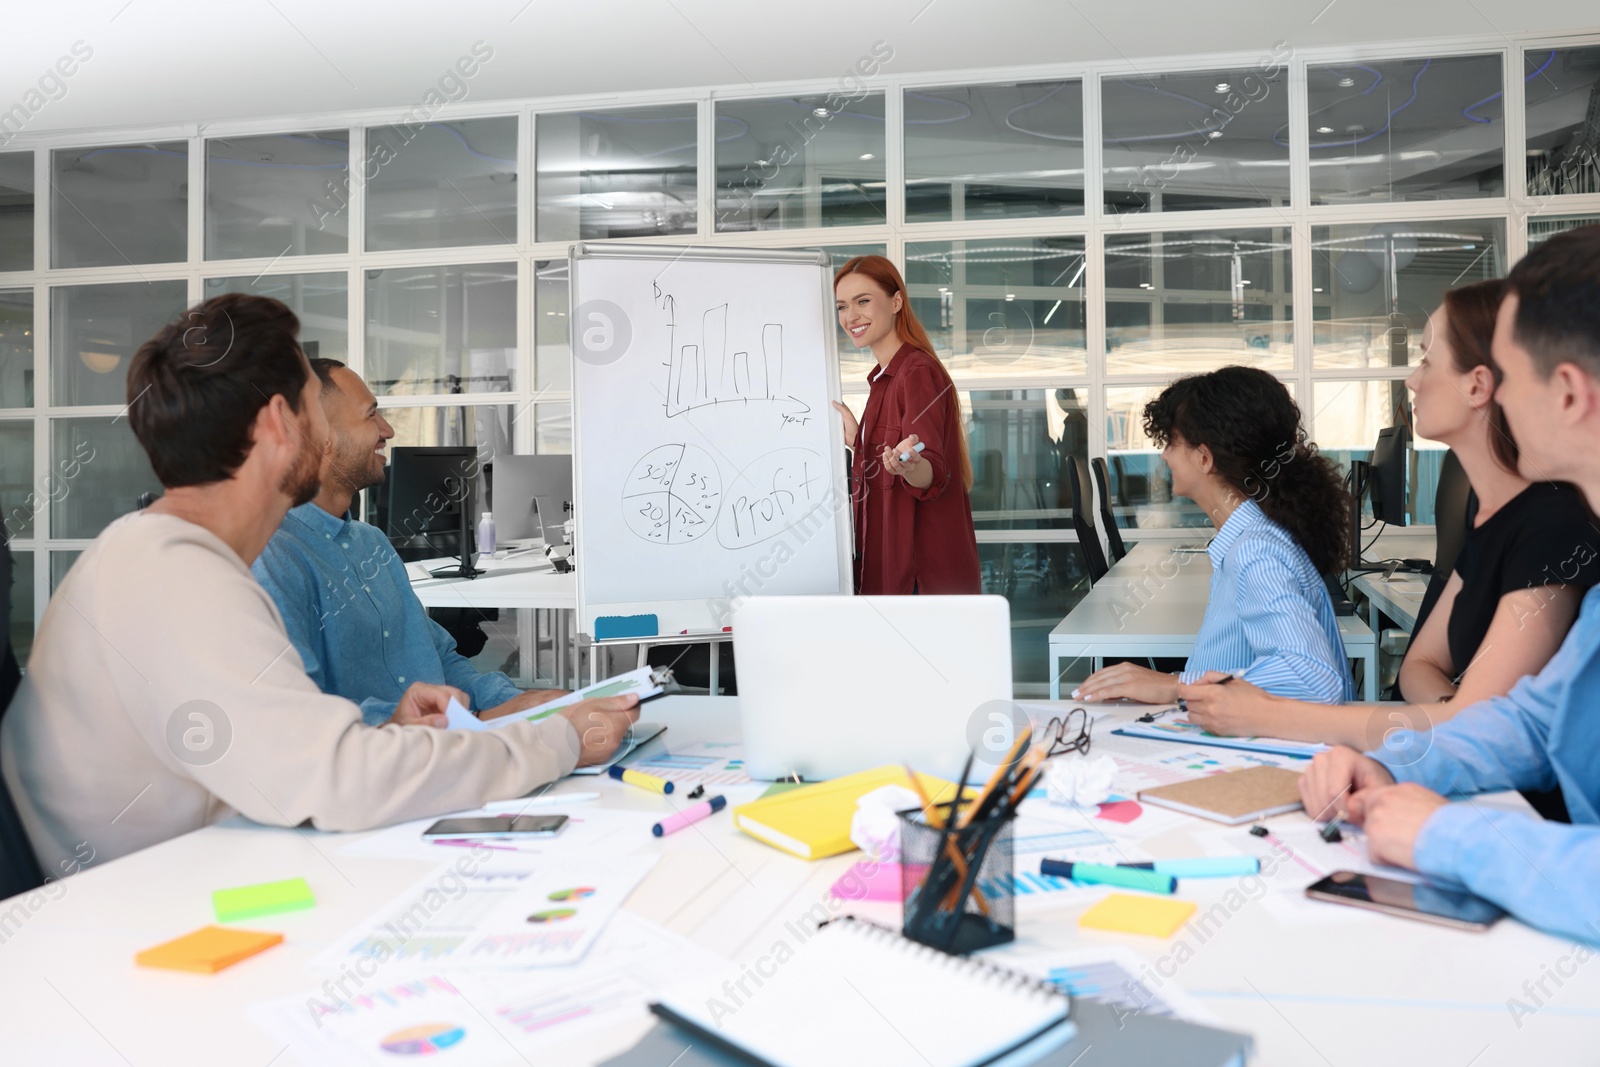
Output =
[
  {"x1": 491, "y1": 455, "x2": 573, "y2": 543},
  {"x1": 1369, "y1": 424, "x2": 1411, "y2": 526},
  {"x1": 385, "y1": 446, "x2": 482, "y2": 578}
]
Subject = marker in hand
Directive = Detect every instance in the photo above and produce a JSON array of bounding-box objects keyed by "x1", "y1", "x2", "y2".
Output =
[{"x1": 899, "y1": 441, "x2": 926, "y2": 463}]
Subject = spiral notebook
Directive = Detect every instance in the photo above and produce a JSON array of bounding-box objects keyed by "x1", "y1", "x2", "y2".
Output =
[{"x1": 649, "y1": 917, "x2": 1075, "y2": 1067}]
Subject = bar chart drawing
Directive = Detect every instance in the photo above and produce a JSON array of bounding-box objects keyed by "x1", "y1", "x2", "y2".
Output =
[{"x1": 654, "y1": 282, "x2": 804, "y2": 423}]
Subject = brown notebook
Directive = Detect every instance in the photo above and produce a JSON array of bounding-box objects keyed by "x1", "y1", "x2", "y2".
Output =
[{"x1": 1136, "y1": 765, "x2": 1304, "y2": 825}]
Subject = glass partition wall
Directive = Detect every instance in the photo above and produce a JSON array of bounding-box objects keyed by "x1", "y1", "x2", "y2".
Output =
[{"x1": 3, "y1": 33, "x2": 1598, "y2": 693}]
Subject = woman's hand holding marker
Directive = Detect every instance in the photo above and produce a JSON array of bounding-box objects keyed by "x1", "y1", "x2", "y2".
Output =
[{"x1": 882, "y1": 434, "x2": 932, "y2": 488}]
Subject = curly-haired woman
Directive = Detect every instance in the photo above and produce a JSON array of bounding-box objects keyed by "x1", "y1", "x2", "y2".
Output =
[{"x1": 1077, "y1": 365, "x2": 1354, "y2": 704}]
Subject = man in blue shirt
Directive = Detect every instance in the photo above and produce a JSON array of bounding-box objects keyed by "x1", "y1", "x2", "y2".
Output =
[
  {"x1": 254, "y1": 360, "x2": 565, "y2": 726},
  {"x1": 1300, "y1": 224, "x2": 1600, "y2": 945}
]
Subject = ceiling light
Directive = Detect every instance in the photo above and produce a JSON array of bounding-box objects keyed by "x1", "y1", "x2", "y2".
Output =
[
  {"x1": 1005, "y1": 294, "x2": 1015, "y2": 301},
  {"x1": 1240, "y1": 279, "x2": 1252, "y2": 285},
  {"x1": 1317, "y1": 126, "x2": 1334, "y2": 134},
  {"x1": 1337, "y1": 76, "x2": 1355, "y2": 88},
  {"x1": 1345, "y1": 124, "x2": 1365, "y2": 133},
  {"x1": 754, "y1": 158, "x2": 770, "y2": 167},
  {"x1": 1208, "y1": 131, "x2": 1223, "y2": 139},
  {"x1": 1313, "y1": 287, "x2": 1324, "y2": 292},
  {"x1": 1139, "y1": 282, "x2": 1153, "y2": 289},
  {"x1": 1214, "y1": 82, "x2": 1231, "y2": 93},
  {"x1": 813, "y1": 107, "x2": 830, "y2": 117},
  {"x1": 859, "y1": 152, "x2": 874, "y2": 160}
]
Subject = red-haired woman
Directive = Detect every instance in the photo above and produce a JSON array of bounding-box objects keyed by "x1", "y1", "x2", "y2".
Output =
[{"x1": 830, "y1": 255, "x2": 980, "y2": 594}]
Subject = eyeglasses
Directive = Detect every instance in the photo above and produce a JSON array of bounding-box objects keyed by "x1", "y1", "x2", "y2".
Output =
[{"x1": 1041, "y1": 708, "x2": 1093, "y2": 759}]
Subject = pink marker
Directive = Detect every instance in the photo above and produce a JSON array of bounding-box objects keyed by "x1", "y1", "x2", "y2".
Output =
[{"x1": 652, "y1": 795, "x2": 727, "y2": 838}]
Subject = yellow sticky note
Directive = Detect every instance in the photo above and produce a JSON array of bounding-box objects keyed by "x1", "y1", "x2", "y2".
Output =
[
  {"x1": 1079, "y1": 893, "x2": 1197, "y2": 938},
  {"x1": 136, "y1": 925, "x2": 283, "y2": 974}
]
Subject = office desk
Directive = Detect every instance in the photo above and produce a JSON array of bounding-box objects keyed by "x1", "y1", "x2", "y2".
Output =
[
  {"x1": 410, "y1": 553, "x2": 578, "y2": 687},
  {"x1": 2, "y1": 697, "x2": 1591, "y2": 1066},
  {"x1": 1350, "y1": 572, "x2": 1427, "y2": 633},
  {"x1": 1049, "y1": 543, "x2": 1379, "y2": 700}
]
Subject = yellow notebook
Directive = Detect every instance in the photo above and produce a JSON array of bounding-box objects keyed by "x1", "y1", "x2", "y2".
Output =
[{"x1": 733, "y1": 765, "x2": 963, "y2": 860}]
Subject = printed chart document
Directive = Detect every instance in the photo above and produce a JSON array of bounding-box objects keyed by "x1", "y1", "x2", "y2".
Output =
[
  {"x1": 1112, "y1": 714, "x2": 1328, "y2": 758},
  {"x1": 444, "y1": 666, "x2": 667, "y2": 731},
  {"x1": 254, "y1": 913, "x2": 725, "y2": 1066},
  {"x1": 311, "y1": 856, "x2": 657, "y2": 974}
]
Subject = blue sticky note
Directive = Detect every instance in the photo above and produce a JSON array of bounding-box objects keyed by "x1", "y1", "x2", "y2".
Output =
[{"x1": 595, "y1": 614, "x2": 659, "y2": 640}]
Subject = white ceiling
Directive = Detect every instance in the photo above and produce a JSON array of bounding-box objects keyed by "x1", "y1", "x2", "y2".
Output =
[{"x1": 3, "y1": 0, "x2": 1599, "y2": 139}]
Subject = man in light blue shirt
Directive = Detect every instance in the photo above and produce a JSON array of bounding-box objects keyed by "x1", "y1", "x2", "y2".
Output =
[
  {"x1": 1301, "y1": 224, "x2": 1600, "y2": 945},
  {"x1": 253, "y1": 360, "x2": 564, "y2": 726}
]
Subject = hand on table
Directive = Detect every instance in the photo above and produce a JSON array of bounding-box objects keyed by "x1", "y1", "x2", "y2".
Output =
[
  {"x1": 1347, "y1": 783, "x2": 1448, "y2": 869},
  {"x1": 558, "y1": 695, "x2": 641, "y2": 766},
  {"x1": 386, "y1": 681, "x2": 467, "y2": 728},
  {"x1": 480, "y1": 688, "x2": 573, "y2": 721},
  {"x1": 1298, "y1": 745, "x2": 1396, "y2": 823},
  {"x1": 1179, "y1": 673, "x2": 1276, "y2": 736},
  {"x1": 1075, "y1": 662, "x2": 1178, "y2": 704}
]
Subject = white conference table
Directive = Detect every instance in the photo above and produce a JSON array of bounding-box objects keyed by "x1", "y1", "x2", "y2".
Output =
[
  {"x1": 1049, "y1": 543, "x2": 1379, "y2": 700},
  {"x1": 1351, "y1": 572, "x2": 1427, "y2": 633},
  {"x1": 409, "y1": 550, "x2": 579, "y2": 687},
  {"x1": 3, "y1": 696, "x2": 1594, "y2": 1066}
]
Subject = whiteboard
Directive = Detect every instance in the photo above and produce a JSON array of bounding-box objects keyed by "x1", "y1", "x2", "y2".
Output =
[{"x1": 569, "y1": 244, "x2": 853, "y2": 637}]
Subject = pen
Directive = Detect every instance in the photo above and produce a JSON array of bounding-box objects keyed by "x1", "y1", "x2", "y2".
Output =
[
  {"x1": 652, "y1": 795, "x2": 727, "y2": 837},
  {"x1": 1118, "y1": 857, "x2": 1260, "y2": 878},
  {"x1": 1040, "y1": 859, "x2": 1176, "y2": 894},
  {"x1": 898, "y1": 441, "x2": 926, "y2": 463},
  {"x1": 610, "y1": 764, "x2": 674, "y2": 794}
]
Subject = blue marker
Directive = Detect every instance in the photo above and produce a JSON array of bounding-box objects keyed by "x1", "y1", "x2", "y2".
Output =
[
  {"x1": 898, "y1": 441, "x2": 926, "y2": 463},
  {"x1": 1118, "y1": 857, "x2": 1260, "y2": 878}
]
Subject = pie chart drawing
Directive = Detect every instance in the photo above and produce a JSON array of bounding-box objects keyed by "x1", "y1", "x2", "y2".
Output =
[
  {"x1": 548, "y1": 886, "x2": 596, "y2": 902},
  {"x1": 622, "y1": 444, "x2": 721, "y2": 545},
  {"x1": 379, "y1": 1023, "x2": 466, "y2": 1054},
  {"x1": 527, "y1": 908, "x2": 578, "y2": 923}
]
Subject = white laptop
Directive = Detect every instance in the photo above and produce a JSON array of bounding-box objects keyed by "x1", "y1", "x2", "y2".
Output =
[{"x1": 732, "y1": 595, "x2": 1013, "y2": 783}]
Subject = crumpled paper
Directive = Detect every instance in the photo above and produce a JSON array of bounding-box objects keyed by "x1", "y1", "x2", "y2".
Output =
[
  {"x1": 1044, "y1": 754, "x2": 1118, "y2": 808},
  {"x1": 849, "y1": 784, "x2": 923, "y2": 862}
]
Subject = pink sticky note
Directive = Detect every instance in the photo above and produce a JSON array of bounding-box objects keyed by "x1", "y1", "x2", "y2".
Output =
[
  {"x1": 831, "y1": 860, "x2": 914, "y2": 902},
  {"x1": 1097, "y1": 800, "x2": 1143, "y2": 824}
]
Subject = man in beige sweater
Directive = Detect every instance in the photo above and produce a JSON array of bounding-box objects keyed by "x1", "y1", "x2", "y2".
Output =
[{"x1": 1, "y1": 294, "x2": 637, "y2": 876}]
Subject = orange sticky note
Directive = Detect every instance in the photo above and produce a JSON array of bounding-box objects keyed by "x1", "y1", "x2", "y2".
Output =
[
  {"x1": 1079, "y1": 893, "x2": 1197, "y2": 938},
  {"x1": 136, "y1": 925, "x2": 283, "y2": 973}
]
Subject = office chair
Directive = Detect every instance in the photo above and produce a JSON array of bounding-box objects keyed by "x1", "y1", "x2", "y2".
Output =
[
  {"x1": 1, "y1": 535, "x2": 45, "y2": 899},
  {"x1": 1091, "y1": 458, "x2": 1128, "y2": 563},
  {"x1": 1067, "y1": 456, "x2": 1109, "y2": 584},
  {"x1": 1409, "y1": 450, "x2": 1475, "y2": 642},
  {"x1": 646, "y1": 642, "x2": 736, "y2": 695},
  {"x1": 1385, "y1": 450, "x2": 1475, "y2": 701}
]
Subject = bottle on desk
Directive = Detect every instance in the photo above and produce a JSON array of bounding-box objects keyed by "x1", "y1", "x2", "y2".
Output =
[{"x1": 478, "y1": 511, "x2": 497, "y2": 558}]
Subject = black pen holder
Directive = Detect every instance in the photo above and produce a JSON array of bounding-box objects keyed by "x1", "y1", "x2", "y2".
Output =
[{"x1": 898, "y1": 803, "x2": 1015, "y2": 955}]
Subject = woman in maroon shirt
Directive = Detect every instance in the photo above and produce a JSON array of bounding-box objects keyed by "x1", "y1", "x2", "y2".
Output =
[{"x1": 829, "y1": 256, "x2": 981, "y2": 595}]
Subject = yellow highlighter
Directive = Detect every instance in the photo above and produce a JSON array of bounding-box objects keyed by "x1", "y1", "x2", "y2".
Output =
[{"x1": 609, "y1": 764, "x2": 674, "y2": 794}]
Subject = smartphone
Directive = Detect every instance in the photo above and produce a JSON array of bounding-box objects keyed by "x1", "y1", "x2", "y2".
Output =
[
  {"x1": 1305, "y1": 871, "x2": 1504, "y2": 931},
  {"x1": 422, "y1": 815, "x2": 569, "y2": 839}
]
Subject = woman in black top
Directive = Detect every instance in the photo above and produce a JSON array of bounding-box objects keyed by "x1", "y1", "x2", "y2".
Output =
[{"x1": 1180, "y1": 279, "x2": 1600, "y2": 753}]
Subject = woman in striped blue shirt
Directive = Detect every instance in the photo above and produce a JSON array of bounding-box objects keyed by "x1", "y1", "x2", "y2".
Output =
[{"x1": 1077, "y1": 367, "x2": 1353, "y2": 704}]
